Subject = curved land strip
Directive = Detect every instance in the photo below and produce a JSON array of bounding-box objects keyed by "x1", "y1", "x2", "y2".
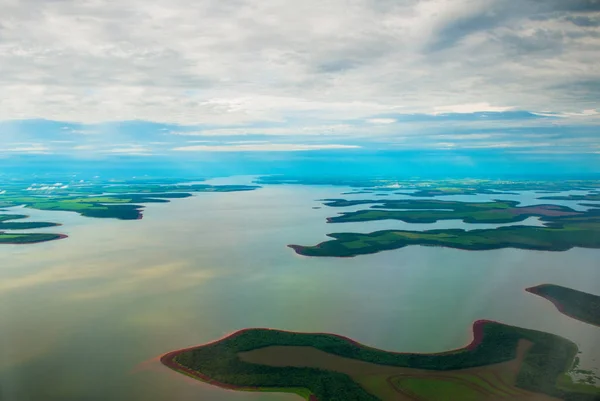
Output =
[
  {"x1": 0, "y1": 214, "x2": 61, "y2": 230},
  {"x1": 0, "y1": 214, "x2": 65, "y2": 244},
  {"x1": 526, "y1": 285, "x2": 600, "y2": 327},
  {"x1": 0, "y1": 232, "x2": 67, "y2": 244},
  {"x1": 288, "y1": 221, "x2": 600, "y2": 257},
  {"x1": 161, "y1": 320, "x2": 599, "y2": 401}
]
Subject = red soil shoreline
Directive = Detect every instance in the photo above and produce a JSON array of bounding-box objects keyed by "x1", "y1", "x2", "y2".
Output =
[{"x1": 159, "y1": 320, "x2": 494, "y2": 400}]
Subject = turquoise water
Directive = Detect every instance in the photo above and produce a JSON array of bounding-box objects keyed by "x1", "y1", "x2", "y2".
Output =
[{"x1": 0, "y1": 182, "x2": 598, "y2": 400}]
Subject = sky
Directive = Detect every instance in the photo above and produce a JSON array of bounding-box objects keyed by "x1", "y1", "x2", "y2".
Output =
[{"x1": 0, "y1": 0, "x2": 599, "y2": 173}]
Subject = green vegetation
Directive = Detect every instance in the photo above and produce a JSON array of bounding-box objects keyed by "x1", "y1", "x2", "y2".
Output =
[
  {"x1": 322, "y1": 199, "x2": 585, "y2": 224},
  {"x1": 288, "y1": 198, "x2": 600, "y2": 256},
  {"x1": 402, "y1": 188, "x2": 517, "y2": 197},
  {"x1": 0, "y1": 214, "x2": 64, "y2": 244},
  {"x1": 0, "y1": 180, "x2": 260, "y2": 245},
  {"x1": 257, "y1": 176, "x2": 599, "y2": 194},
  {"x1": 289, "y1": 220, "x2": 600, "y2": 257},
  {"x1": 540, "y1": 194, "x2": 600, "y2": 202},
  {"x1": 527, "y1": 285, "x2": 600, "y2": 327},
  {"x1": 0, "y1": 232, "x2": 65, "y2": 244},
  {"x1": 0, "y1": 214, "x2": 60, "y2": 230},
  {"x1": 0, "y1": 182, "x2": 259, "y2": 220},
  {"x1": 0, "y1": 194, "x2": 179, "y2": 220},
  {"x1": 163, "y1": 321, "x2": 600, "y2": 400}
]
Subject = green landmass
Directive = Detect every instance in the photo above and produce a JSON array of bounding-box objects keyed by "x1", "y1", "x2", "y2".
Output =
[
  {"x1": 0, "y1": 180, "x2": 259, "y2": 245},
  {"x1": 0, "y1": 214, "x2": 61, "y2": 230},
  {"x1": 0, "y1": 194, "x2": 189, "y2": 220},
  {"x1": 0, "y1": 232, "x2": 65, "y2": 244},
  {"x1": 527, "y1": 285, "x2": 600, "y2": 327},
  {"x1": 539, "y1": 194, "x2": 600, "y2": 202},
  {"x1": 400, "y1": 188, "x2": 517, "y2": 197},
  {"x1": 322, "y1": 199, "x2": 587, "y2": 225},
  {"x1": 0, "y1": 183, "x2": 259, "y2": 220},
  {"x1": 256, "y1": 176, "x2": 599, "y2": 194},
  {"x1": 288, "y1": 199, "x2": 600, "y2": 256},
  {"x1": 162, "y1": 320, "x2": 600, "y2": 401},
  {"x1": 289, "y1": 220, "x2": 600, "y2": 257}
]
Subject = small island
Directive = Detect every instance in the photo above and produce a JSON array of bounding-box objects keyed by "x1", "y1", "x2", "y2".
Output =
[
  {"x1": 0, "y1": 214, "x2": 61, "y2": 230},
  {"x1": 0, "y1": 214, "x2": 66, "y2": 244},
  {"x1": 161, "y1": 320, "x2": 599, "y2": 400},
  {"x1": 0, "y1": 232, "x2": 67, "y2": 244}
]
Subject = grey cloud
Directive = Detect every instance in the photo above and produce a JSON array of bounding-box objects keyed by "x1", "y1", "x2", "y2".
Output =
[
  {"x1": 537, "y1": 0, "x2": 600, "y2": 13},
  {"x1": 427, "y1": 0, "x2": 600, "y2": 52},
  {"x1": 494, "y1": 29, "x2": 566, "y2": 56},
  {"x1": 549, "y1": 79, "x2": 600, "y2": 103},
  {"x1": 564, "y1": 15, "x2": 600, "y2": 26}
]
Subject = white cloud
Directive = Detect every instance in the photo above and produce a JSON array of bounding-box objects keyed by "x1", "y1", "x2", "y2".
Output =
[
  {"x1": 1, "y1": 145, "x2": 50, "y2": 154},
  {"x1": 73, "y1": 145, "x2": 96, "y2": 150},
  {"x1": 367, "y1": 118, "x2": 397, "y2": 124},
  {"x1": 531, "y1": 108, "x2": 600, "y2": 118},
  {"x1": 433, "y1": 103, "x2": 514, "y2": 115},
  {"x1": 172, "y1": 143, "x2": 361, "y2": 152},
  {"x1": 105, "y1": 146, "x2": 152, "y2": 155},
  {"x1": 431, "y1": 133, "x2": 495, "y2": 140},
  {"x1": 170, "y1": 124, "x2": 357, "y2": 136},
  {"x1": 0, "y1": 0, "x2": 598, "y2": 124}
]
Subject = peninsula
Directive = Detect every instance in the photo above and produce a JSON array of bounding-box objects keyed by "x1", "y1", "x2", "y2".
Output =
[
  {"x1": 526, "y1": 285, "x2": 600, "y2": 327},
  {"x1": 161, "y1": 320, "x2": 600, "y2": 401}
]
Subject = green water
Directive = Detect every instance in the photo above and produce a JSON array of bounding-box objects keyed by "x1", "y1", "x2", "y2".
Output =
[{"x1": 0, "y1": 184, "x2": 599, "y2": 400}]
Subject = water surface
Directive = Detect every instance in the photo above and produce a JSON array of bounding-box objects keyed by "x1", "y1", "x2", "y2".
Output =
[{"x1": 0, "y1": 183, "x2": 598, "y2": 401}]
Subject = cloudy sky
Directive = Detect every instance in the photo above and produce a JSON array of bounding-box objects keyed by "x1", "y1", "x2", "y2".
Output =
[{"x1": 1, "y1": 0, "x2": 599, "y2": 159}]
